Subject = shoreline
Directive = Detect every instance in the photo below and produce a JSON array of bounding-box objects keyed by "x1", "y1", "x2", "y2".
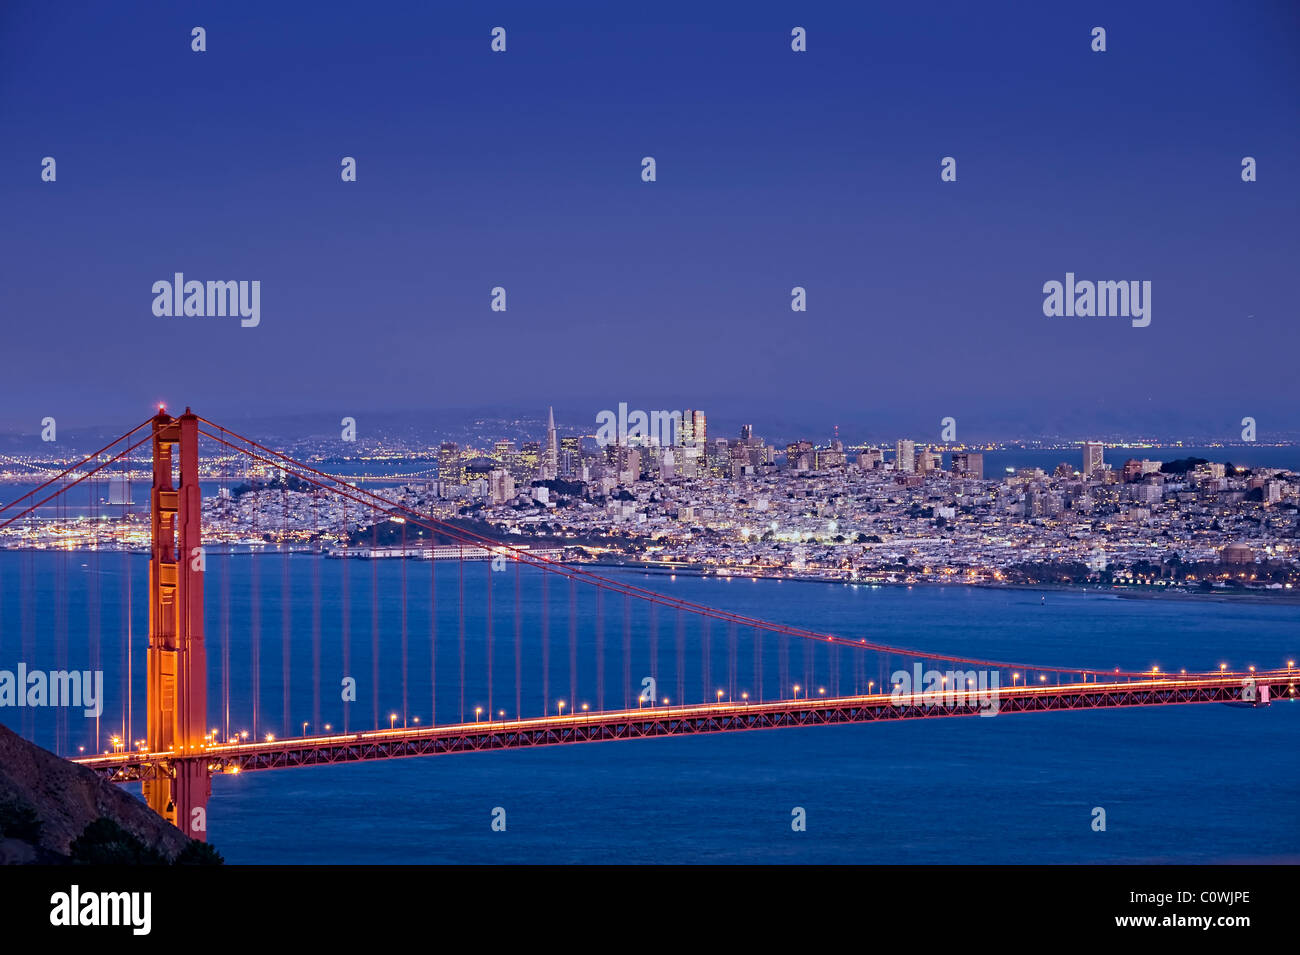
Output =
[
  {"x1": 2, "y1": 546, "x2": 1295, "y2": 606},
  {"x1": 591, "y1": 560, "x2": 1300, "y2": 606}
]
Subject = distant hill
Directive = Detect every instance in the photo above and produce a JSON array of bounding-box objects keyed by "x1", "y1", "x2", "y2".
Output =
[{"x1": 0, "y1": 722, "x2": 214, "y2": 864}]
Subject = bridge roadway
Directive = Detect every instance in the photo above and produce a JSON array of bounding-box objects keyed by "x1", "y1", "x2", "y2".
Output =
[{"x1": 73, "y1": 671, "x2": 1296, "y2": 783}]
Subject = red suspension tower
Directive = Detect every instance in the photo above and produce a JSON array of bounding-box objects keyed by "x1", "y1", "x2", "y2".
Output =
[{"x1": 143, "y1": 408, "x2": 210, "y2": 840}]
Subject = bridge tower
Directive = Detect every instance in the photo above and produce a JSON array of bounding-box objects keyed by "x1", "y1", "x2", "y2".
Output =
[{"x1": 143, "y1": 408, "x2": 210, "y2": 841}]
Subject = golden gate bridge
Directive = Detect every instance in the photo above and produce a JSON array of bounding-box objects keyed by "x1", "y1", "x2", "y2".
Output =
[{"x1": 0, "y1": 408, "x2": 1293, "y2": 843}]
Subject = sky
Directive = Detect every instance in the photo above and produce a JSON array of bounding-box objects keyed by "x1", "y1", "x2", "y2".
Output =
[{"x1": 1, "y1": 1, "x2": 1298, "y2": 441}]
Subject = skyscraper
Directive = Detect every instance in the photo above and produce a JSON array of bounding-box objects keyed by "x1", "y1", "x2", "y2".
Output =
[
  {"x1": 895, "y1": 439, "x2": 916, "y2": 473},
  {"x1": 541, "y1": 406, "x2": 559, "y2": 480},
  {"x1": 493, "y1": 439, "x2": 517, "y2": 468},
  {"x1": 1083, "y1": 441, "x2": 1104, "y2": 478},
  {"x1": 519, "y1": 441, "x2": 540, "y2": 477},
  {"x1": 488, "y1": 469, "x2": 515, "y2": 504},
  {"x1": 437, "y1": 442, "x2": 464, "y2": 485},
  {"x1": 559, "y1": 435, "x2": 581, "y2": 478}
]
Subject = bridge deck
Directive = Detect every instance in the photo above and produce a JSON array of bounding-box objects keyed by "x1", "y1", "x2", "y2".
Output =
[{"x1": 72, "y1": 672, "x2": 1296, "y2": 782}]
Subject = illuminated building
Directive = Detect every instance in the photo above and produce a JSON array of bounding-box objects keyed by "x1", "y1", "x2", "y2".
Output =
[
  {"x1": 437, "y1": 442, "x2": 464, "y2": 485},
  {"x1": 951, "y1": 452, "x2": 983, "y2": 479},
  {"x1": 895, "y1": 439, "x2": 915, "y2": 473},
  {"x1": 1083, "y1": 441, "x2": 1104, "y2": 478}
]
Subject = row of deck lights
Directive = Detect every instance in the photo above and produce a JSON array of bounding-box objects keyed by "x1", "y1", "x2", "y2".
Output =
[{"x1": 91, "y1": 659, "x2": 1298, "y2": 755}]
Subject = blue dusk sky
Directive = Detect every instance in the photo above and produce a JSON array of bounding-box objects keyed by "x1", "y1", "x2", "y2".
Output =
[{"x1": 1, "y1": 1, "x2": 1297, "y2": 440}]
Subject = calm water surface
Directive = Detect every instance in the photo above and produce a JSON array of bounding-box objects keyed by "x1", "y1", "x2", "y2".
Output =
[{"x1": 1, "y1": 554, "x2": 1295, "y2": 863}]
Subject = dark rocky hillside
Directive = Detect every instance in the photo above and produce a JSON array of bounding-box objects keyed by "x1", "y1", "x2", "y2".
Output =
[{"x1": 0, "y1": 721, "x2": 211, "y2": 864}]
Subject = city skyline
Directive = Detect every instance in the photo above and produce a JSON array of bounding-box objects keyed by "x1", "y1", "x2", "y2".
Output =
[{"x1": 6, "y1": 400, "x2": 1297, "y2": 593}]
